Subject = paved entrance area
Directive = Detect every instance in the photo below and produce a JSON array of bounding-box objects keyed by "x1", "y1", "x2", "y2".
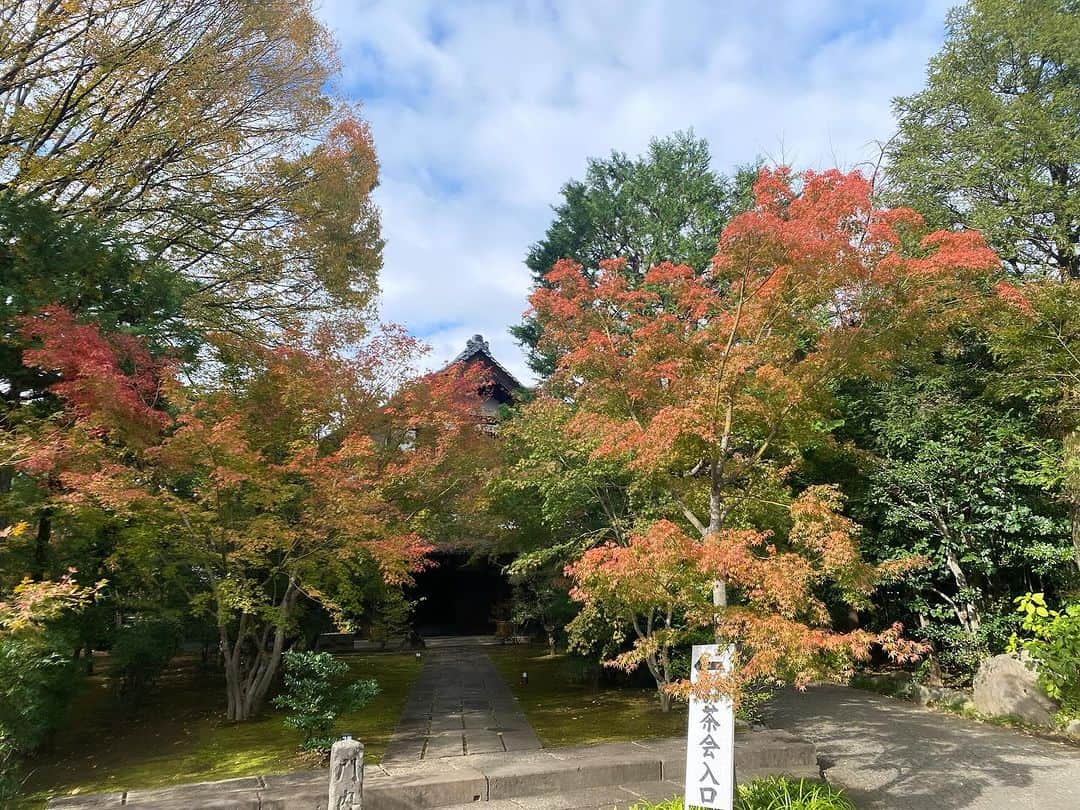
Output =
[
  {"x1": 765, "y1": 684, "x2": 1080, "y2": 810},
  {"x1": 382, "y1": 642, "x2": 541, "y2": 764}
]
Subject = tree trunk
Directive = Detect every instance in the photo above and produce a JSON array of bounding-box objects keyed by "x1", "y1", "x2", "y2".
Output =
[
  {"x1": 707, "y1": 469, "x2": 728, "y2": 643},
  {"x1": 1065, "y1": 427, "x2": 1080, "y2": 575},
  {"x1": 220, "y1": 580, "x2": 298, "y2": 722},
  {"x1": 643, "y1": 650, "x2": 672, "y2": 712},
  {"x1": 658, "y1": 688, "x2": 672, "y2": 713},
  {"x1": 712, "y1": 579, "x2": 727, "y2": 643},
  {"x1": 943, "y1": 547, "x2": 981, "y2": 635},
  {"x1": 32, "y1": 510, "x2": 52, "y2": 579},
  {"x1": 917, "y1": 614, "x2": 943, "y2": 687}
]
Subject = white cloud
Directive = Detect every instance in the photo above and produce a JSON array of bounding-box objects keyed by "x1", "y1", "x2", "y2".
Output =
[{"x1": 317, "y1": 0, "x2": 953, "y2": 383}]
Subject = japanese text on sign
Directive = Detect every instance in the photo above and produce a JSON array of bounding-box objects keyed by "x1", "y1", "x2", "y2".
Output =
[{"x1": 684, "y1": 644, "x2": 734, "y2": 810}]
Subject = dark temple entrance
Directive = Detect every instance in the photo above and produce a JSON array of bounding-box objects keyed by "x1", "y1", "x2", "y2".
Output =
[{"x1": 409, "y1": 552, "x2": 510, "y2": 637}]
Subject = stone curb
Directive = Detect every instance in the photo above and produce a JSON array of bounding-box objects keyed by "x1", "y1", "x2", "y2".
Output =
[{"x1": 48, "y1": 730, "x2": 818, "y2": 809}]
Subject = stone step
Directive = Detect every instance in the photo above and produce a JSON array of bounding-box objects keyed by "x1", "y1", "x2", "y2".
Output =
[
  {"x1": 435, "y1": 767, "x2": 824, "y2": 810},
  {"x1": 48, "y1": 731, "x2": 819, "y2": 809},
  {"x1": 437, "y1": 780, "x2": 684, "y2": 810}
]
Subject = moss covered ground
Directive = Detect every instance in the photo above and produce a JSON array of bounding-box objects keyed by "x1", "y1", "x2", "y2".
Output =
[
  {"x1": 17, "y1": 651, "x2": 420, "y2": 809},
  {"x1": 486, "y1": 644, "x2": 688, "y2": 746}
]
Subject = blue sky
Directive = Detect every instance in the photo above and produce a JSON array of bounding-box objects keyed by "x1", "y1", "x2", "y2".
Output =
[{"x1": 316, "y1": 0, "x2": 955, "y2": 383}]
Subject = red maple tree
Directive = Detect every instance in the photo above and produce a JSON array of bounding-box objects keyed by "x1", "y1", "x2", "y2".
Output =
[
  {"x1": 533, "y1": 168, "x2": 1000, "y2": 703},
  {"x1": 14, "y1": 311, "x2": 494, "y2": 719}
]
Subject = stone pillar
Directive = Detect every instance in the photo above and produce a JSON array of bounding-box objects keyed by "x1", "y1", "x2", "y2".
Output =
[{"x1": 329, "y1": 736, "x2": 363, "y2": 809}]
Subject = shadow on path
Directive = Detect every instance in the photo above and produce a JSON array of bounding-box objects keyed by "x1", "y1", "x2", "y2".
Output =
[{"x1": 764, "y1": 685, "x2": 1080, "y2": 809}]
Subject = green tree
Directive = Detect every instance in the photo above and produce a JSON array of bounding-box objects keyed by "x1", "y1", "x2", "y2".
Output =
[
  {"x1": 888, "y1": 0, "x2": 1079, "y2": 280},
  {"x1": 834, "y1": 362, "x2": 1072, "y2": 677},
  {"x1": 988, "y1": 280, "x2": 1080, "y2": 573},
  {"x1": 511, "y1": 132, "x2": 756, "y2": 375},
  {"x1": 0, "y1": 196, "x2": 197, "y2": 408},
  {"x1": 108, "y1": 615, "x2": 183, "y2": 705},
  {"x1": 0, "y1": 0, "x2": 383, "y2": 337},
  {"x1": 491, "y1": 396, "x2": 643, "y2": 658},
  {"x1": 0, "y1": 573, "x2": 100, "y2": 799},
  {"x1": 0, "y1": 197, "x2": 196, "y2": 654},
  {"x1": 888, "y1": 0, "x2": 1080, "y2": 577}
]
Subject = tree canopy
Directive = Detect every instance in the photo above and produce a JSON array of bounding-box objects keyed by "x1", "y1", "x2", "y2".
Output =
[
  {"x1": 512, "y1": 131, "x2": 757, "y2": 375},
  {"x1": 517, "y1": 168, "x2": 997, "y2": 703},
  {"x1": 0, "y1": 0, "x2": 383, "y2": 337},
  {"x1": 888, "y1": 0, "x2": 1079, "y2": 280}
]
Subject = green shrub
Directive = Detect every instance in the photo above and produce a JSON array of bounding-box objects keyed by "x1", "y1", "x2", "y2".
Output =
[
  {"x1": 1009, "y1": 593, "x2": 1080, "y2": 719},
  {"x1": 0, "y1": 575, "x2": 96, "y2": 801},
  {"x1": 0, "y1": 632, "x2": 80, "y2": 799},
  {"x1": 370, "y1": 589, "x2": 412, "y2": 648},
  {"x1": 631, "y1": 776, "x2": 855, "y2": 810},
  {"x1": 273, "y1": 651, "x2": 379, "y2": 752},
  {"x1": 108, "y1": 616, "x2": 182, "y2": 703}
]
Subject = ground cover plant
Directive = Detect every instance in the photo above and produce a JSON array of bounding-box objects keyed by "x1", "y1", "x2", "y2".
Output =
[
  {"x1": 630, "y1": 776, "x2": 855, "y2": 809},
  {"x1": 15, "y1": 652, "x2": 419, "y2": 810}
]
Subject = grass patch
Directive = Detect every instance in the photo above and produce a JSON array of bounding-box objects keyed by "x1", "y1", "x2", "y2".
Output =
[
  {"x1": 486, "y1": 645, "x2": 687, "y2": 747},
  {"x1": 631, "y1": 776, "x2": 855, "y2": 809},
  {"x1": 847, "y1": 671, "x2": 909, "y2": 699},
  {"x1": 16, "y1": 651, "x2": 420, "y2": 809}
]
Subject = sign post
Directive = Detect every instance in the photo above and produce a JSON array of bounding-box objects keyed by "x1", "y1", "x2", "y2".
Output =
[{"x1": 684, "y1": 644, "x2": 734, "y2": 810}]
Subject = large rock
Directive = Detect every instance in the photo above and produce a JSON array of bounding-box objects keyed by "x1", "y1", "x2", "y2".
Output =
[{"x1": 973, "y1": 654, "x2": 1057, "y2": 726}]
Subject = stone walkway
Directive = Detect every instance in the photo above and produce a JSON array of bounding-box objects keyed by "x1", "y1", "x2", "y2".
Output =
[
  {"x1": 382, "y1": 643, "x2": 541, "y2": 764},
  {"x1": 765, "y1": 684, "x2": 1080, "y2": 810}
]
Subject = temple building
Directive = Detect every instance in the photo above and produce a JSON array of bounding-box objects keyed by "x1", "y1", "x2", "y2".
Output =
[
  {"x1": 408, "y1": 334, "x2": 525, "y2": 637},
  {"x1": 449, "y1": 333, "x2": 524, "y2": 427}
]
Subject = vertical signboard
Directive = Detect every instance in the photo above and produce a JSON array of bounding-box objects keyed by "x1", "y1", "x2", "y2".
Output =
[{"x1": 684, "y1": 644, "x2": 734, "y2": 810}]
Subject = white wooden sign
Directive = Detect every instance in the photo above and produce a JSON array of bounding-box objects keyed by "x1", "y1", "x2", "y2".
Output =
[{"x1": 684, "y1": 644, "x2": 734, "y2": 810}]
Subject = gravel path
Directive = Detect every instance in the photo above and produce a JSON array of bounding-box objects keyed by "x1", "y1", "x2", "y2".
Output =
[{"x1": 764, "y1": 684, "x2": 1080, "y2": 809}]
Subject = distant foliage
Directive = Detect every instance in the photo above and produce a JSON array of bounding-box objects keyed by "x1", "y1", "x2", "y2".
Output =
[
  {"x1": 273, "y1": 651, "x2": 379, "y2": 752},
  {"x1": 834, "y1": 362, "x2": 1072, "y2": 680},
  {"x1": 370, "y1": 590, "x2": 413, "y2": 648},
  {"x1": 108, "y1": 617, "x2": 183, "y2": 704},
  {"x1": 888, "y1": 0, "x2": 1079, "y2": 281},
  {"x1": 513, "y1": 131, "x2": 758, "y2": 375},
  {"x1": 0, "y1": 0, "x2": 384, "y2": 336}
]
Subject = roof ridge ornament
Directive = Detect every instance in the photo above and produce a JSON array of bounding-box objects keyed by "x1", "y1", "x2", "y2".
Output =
[{"x1": 447, "y1": 333, "x2": 524, "y2": 392}]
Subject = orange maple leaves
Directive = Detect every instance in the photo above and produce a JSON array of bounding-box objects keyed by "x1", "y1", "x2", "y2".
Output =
[
  {"x1": 566, "y1": 487, "x2": 930, "y2": 701},
  {"x1": 14, "y1": 306, "x2": 489, "y2": 588},
  {"x1": 539, "y1": 167, "x2": 993, "y2": 702}
]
